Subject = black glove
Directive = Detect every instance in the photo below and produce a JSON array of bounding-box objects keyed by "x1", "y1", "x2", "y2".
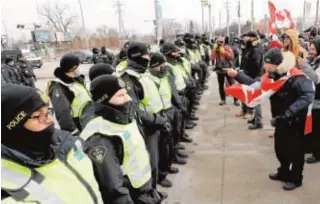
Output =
[
  {"x1": 162, "y1": 122, "x2": 172, "y2": 133},
  {"x1": 180, "y1": 107, "x2": 189, "y2": 117},
  {"x1": 154, "y1": 114, "x2": 166, "y2": 129},
  {"x1": 270, "y1": 117, "x2": 279, "y2": 127}
]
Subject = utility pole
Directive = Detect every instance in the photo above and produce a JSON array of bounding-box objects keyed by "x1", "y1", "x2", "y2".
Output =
[
  {"x1": 302, "y1": 0, "x2": 306, "y2": 31},
  {"x1": 316, "y1": 0, "x2": 319, "y2": 25},
  {"x1": 154, "y1": 0, "x2": 163, "y2": 44},
  {"x1": 219, "y1": 11, "x2": 222, "y2": 36},
  {"x1": 237, "y1": 0, "x2": 241, "y2": 37},
  {"x1": 209, "y1": 4, "x2": 212, "y2": 39},
  {"x1": 115, "y1": 0, "x2": 126, "y2": 39},
  {"x1": 225, "y1": 0, "x2": 230, "y2": 36},
  {"x1": 251, "y1": 0, "x2": 254, "y2": 31},
  {"x1": 78, "y1": 0, "x2": 89, "y2": 48},
  {"x1": 202, "y1": 4, "x2": 205, "y2": 33}
]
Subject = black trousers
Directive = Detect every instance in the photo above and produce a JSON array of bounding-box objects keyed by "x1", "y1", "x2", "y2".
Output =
[
  {"x1": 158, "y1": 107, "x2": 183, "y2": 181},
  {"x1": 312, "y1": 109, "x2": 320, "y2": 158},
  {"x1": 274, "y1": 125, "x2": 305, "y2": 185},
  {"x1": 216, "y1": 72, "x2": 236, "y2": 101},
  {"x1": 145, "y1": 130, "x2": 160, "y2": 188}
]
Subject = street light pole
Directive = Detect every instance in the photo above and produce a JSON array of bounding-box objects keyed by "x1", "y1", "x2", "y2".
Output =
[
  {"x1": 209, "y1": 4, "x2": 212, "y2": 39},
  {"x1": 316, "y1": 0, "x2": 319, "y2": 25},
  {"x1": 78, "y1": 0, "x2": 89, "y2": 48},
  {"x1": 202, "y1": 4, "x2": 205, "y2": 33}
]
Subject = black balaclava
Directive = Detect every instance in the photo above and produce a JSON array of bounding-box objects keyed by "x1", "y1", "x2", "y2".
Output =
[
  {"x1": 89, "y1": 63, "x2": 115, "y2": 81},
  {"x1": 101, "y1": 46, "x2": 107, "y2": 55},
  {"x1": 90, "y1": 75, "x2": 135, "y2": 124},
  {"x1": 2, "y1": 84, "x2": 55, "y2": 161},
  {"x1": 149, "y1": 52, "x2": 167, "y2": 78},
  {"x1": 127, "y1": 42, "x2": 150, "y2": 72}
]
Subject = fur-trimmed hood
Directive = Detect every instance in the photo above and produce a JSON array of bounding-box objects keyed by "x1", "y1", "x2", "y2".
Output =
[{"x1": 277, "y1": 51, "x2": 296, "y2": 75}]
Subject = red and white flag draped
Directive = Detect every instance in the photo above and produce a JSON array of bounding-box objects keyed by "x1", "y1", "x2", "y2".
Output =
[
  {"x1": 225, "y1": 68, "x2": 313, "y2": 135},
  {"x1": 268, "y1": 0, "x2": 295, "y2": 34}
]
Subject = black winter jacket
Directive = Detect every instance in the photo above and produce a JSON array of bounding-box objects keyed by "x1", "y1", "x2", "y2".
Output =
[
  {"x1": 47, "y1": 69, "x2": 88, "y2": 135},
  {"x1": 1, "y1": 64, "x2": 26, "y2": 85},
  {"x1": 241, "y1": 42, "x2": 264, "y2": 78}
]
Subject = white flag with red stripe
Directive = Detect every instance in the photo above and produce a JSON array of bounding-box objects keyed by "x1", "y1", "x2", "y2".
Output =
[{"x1": 226, "y1": 68, "x2": 313, "y2": 135}]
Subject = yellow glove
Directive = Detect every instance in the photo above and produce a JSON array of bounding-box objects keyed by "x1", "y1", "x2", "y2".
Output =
[{"x1": 219, "y1": 47, "x2": 226, "y2": 54}]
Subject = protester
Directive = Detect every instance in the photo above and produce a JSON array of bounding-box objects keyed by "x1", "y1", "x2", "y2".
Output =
[{"x1": 210, "y1": 36, "x2": 239, "y2": 106}]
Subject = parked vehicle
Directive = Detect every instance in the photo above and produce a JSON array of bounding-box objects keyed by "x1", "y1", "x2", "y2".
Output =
[
  {"x1": 1, "y1": 49, "x2": 43, "y2": 68},
  {"x1": 21, "y1": 50, "x2": 43, "y2": 68},
  {"x1": 69, "y1": 50, "x2": 93, "y2": 64}
]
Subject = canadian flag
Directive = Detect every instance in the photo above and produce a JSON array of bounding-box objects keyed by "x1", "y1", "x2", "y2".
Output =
[
  {"x1": 225, "y1": 68, "x2": 313, "y2": 135},
  {"x1": 268, "y1": 1, "x2": 295, "y2": 34}
]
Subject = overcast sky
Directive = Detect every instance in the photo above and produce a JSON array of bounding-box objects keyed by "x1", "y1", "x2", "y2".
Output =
[{"x1": 1, "y1": 0, "x2": 318, "y2": 40}]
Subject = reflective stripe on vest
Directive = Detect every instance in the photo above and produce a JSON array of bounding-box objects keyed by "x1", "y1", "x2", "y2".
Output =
[
  {"x1": 126, "y1": 70, "x2": 164, "y2": 114},
  {"x1": 2, "y1": 146, "x2": 102, "y2": 204},
  {"x1": 167, "y1": 63, "x2": 186, "y2": 91},
  {"x1": 2, "y1": 160, "x2": 63, "y2": 203},
  {"x1": 80, "y1": 117, "x2": 151, "y2": 189},
  {"x1": 48, "y1": 79, "x2": 92, "y2": 118},
  {"x1": 149, "y1": 74, "x2": 172, "y2": 110},
  {"x1": 69, "y1": 83, "x2": 92, "y2": 118}
]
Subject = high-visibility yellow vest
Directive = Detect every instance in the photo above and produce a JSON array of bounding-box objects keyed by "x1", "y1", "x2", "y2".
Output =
[
  {"x1": 149, "y1": 74, "x2": 172, "y2": 110},
  {"x1": 195, "y1": 50, "x2": 202, "y2": 63},
  {"x1": 181, "y1": 57, "x2": 192, "y2": 77},
  {"x1": 187, "y1": 49, "x2": 197, "y2": 64},
  {"x1": 125, "y1": 69, "x2": 164, "y2": 114},
  {"x1": 1, "y1": 141, "x2": 102, "y2": 204},
  {"x1": 47, "y1": 79, "x2": 92, "y2": 118},
  {"x1": 167, "y1": 63, "x2": 187, "y2": 92},
  {"x1": 116, "y1": 60, "x2": 128, "y2": 73},
  {"x1": 200, "y1": 44, "x2": 205, "y2": 56},
  {"x1": 80, "y1": 116, "x2": 151, "y2": 189}
]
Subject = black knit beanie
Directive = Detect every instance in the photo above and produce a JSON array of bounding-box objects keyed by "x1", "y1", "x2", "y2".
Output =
[
  {"x1": 264, "y1": 48, "x2": 283, "y2": 65},
  {"x1": 150, "y1": 52, "x2": 166, "y2": 68},
  {"x1": 89, "y1": 63, "x2": 115, "y2": 81},
  {"x1": 58, "y1": 53, "x2": 80, "y2": 73},
  {"x1": 2, "y1": 84, "x2": 47, "y2": 135},
  {"x1": 90, "y1": 75, "x2": 126, "y2": 104}
]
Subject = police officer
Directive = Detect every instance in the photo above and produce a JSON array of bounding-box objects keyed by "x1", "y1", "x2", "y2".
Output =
[
  {"x1": 149, "y1": 53, "x2": 189, "y2": 187},
  {"x1": 1, "y1": 58, "x2": 26, "y2": 85},
  {"x1": 175, "y1": 39, "x2": 202, "y2": 121},
  {"x1": 117, "y1": 42, "x2": 170, "y2": 197},
  {"x1": 1, "y1": 84, "x2": 102, "y2": 203},
  {"x1": 101, "y1": 46, "x2": 115, "y2": 65},
  {"x1": 92, "y1": 48, "x2": 103, "y2": 64},
  {"x1": 161, "y1": 42, "x2": 198, "y2": 132},
  {"x1": 47, "y1": 54, "x2": 91, "y2": 135},
  {"x1": 79, "y1": 63, "x2": 117, "y2": 130},
  {"x1": 80, "y1": 75, "x2": 162, "y2": 204},
  {"x1": 17, "y1": 54, "x2": 36, "y2": 88}
]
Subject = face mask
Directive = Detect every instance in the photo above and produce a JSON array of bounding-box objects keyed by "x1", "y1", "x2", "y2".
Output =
[
  {"x1": 75, "y1": 69, "x2": 82, "y2": 78},
  {"x1": 179, "y1": 49, "x2": 186, "y2": 54}
]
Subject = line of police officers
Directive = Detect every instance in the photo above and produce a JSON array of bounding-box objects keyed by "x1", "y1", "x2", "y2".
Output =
[{"x1": 1, "y1": 33, "x2": 211, "y2": 203}]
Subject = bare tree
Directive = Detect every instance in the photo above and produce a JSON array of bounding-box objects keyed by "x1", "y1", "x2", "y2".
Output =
[
  {"x1": 162, "y1": 19, "x2": 183, "y2": 40},
  {"x1": 39, "y1": 3, "x2": 77, "y2": 32},
  {"x1": 96, "y1": 25, "x2": 109, "y2": 36}
]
